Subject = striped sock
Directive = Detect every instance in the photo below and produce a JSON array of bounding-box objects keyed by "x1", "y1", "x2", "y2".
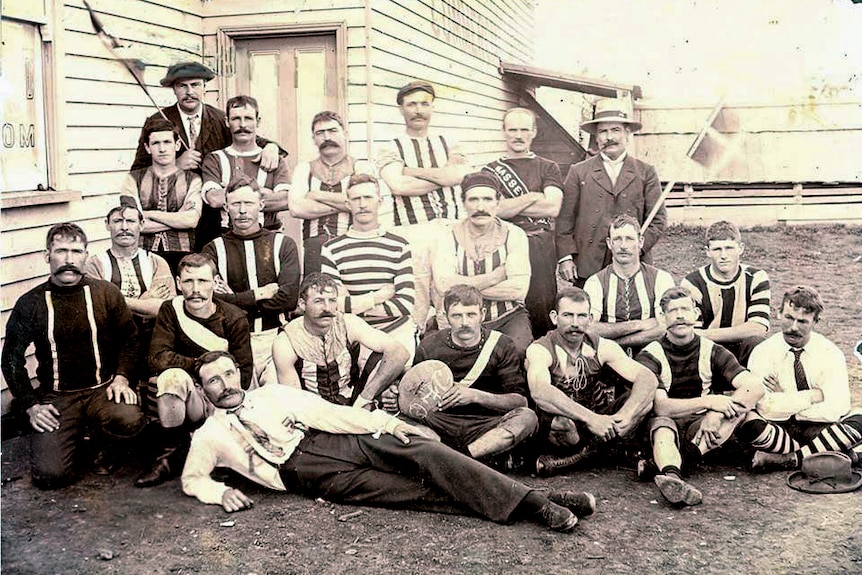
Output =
[
  {"x1": 739, "y1": 420, "x2": 800, "y2": 454},
  {"x1": 797, "y1": 417, "x2": 862, "y2": 460}
]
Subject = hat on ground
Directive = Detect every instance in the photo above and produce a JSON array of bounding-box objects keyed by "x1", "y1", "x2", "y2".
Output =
[
  {"x1": 396, "y1": 80, "x2": 435, "y2": 105},
  {"x1": 160, "y1": 62, "x2": 216, "y2": 87},
  {"x1": 397, "y1": 360, "x2": 454, "y2": 420},
  {"x1": 580, "y1": 98, "x2": 642, "y2": 134},
  {"x1": 461, "y1": 171, "x2": 502, "y2": 195},
  {"x1": 786, "y1": 451, "x2": 862, "y2": 494}
]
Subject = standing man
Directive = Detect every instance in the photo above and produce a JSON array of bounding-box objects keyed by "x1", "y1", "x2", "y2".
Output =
[
  {"x1": 525, "y1": 287, "x2": 658, "y2": 476},
  {"x1": 2, "y1": 223, "x2": 145, "y2": 489},
  {"x1": 636, "y1": 286, "x2": 763, "y2": 506},
  {"x1": 131, "y1": 62, "x2": 281, "y2": 251},
  {"x1": 377, "y1": 80, "x2": 474, "y2": 331},
  {"x1": 202, "y1": 176, "x2": 301, "y2": 387},
  {"x1": 289, "y1": 111, "x2": 378, "y2": 274},
  {"x1": 182, "y1": 350, "x2": 596, "y2": 532},
  {"x1": 556, "y1": 98, "x2": 666, "y2": 288},
  {"x1": 135, "y1": 254, "x2": 252, "y2": 488},
  {"x1": 320, "y1": 173, "x2": 417, "y2": 365},
  {"x1": 84, "y1": 205, "x2": 176, "y2": 415},
  {"x1": 121, "y1": 118, "x2": 202, "y2": 275},
  {"x1": 583, "y1": 214, "x2": 674, "y2": 357},
  {"x1": 486, "y1": 107, "x2": 563, "y2": 337},
  {"x1": 201, "y1": 95, "x2": 291, "y2": 240},
  {"x1": 739, "y1": 286, "x2": 862, "y2": 472},
  {"x1": 381, "y1": 285, "x2": 538, "y2": 461},
  {"x1": 272, "y1": 273, "x2": 409, "y2": 410},
  {"x1": 681, "y1": 221, "x2": 770, "y2": 366},
  {"x1": 430, "y1": 172, "x2": 532, "y2": 354}
]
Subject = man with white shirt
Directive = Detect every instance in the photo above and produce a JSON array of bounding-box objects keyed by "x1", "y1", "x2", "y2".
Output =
[
  {"x1": 182, "y1": 350, "x2": 596, "y2": 532},
  {"x1": 131, "y1": 62, "x2": 281, "y2": 251},
  {"x1": 738, "y1": 285, "x2": 862, "y2": 471},
  {"x1": 556, "y1": 98, "x2": 666, "y2": 288},
  {"x1": 201, "y1": 95, "x2": 291, "y2": 241}
]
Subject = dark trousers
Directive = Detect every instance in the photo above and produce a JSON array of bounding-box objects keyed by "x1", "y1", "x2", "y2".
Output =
[
  {"x1": 279, "y1": 431, "x2": 530, "y2": 522},
  {"x1": 302, "y1": 232, "x2": 334, "y2": 276},
  {"x1": 31, "y1": 384, "x2": 145, "y2": 488},
  {"x1": 525, "y1": 230, "x2": 557, "y2": 338}
]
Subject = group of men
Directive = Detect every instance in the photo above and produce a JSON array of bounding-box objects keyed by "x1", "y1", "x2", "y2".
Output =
[{"x1": 4, "y1": 62, "x2": 860, "y2": 533}]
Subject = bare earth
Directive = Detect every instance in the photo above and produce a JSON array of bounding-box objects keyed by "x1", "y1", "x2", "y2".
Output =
[{"x1": 2, "y1": 224, "x2": 861, "y2": 575}]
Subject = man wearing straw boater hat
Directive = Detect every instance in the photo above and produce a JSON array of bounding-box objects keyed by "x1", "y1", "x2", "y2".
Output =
[{"x1": 556, "y1": 98, "x2": 667, "y2": 288}]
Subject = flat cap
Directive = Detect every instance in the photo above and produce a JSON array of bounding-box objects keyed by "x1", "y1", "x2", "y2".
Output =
[
  {"x1": 396, "y1": 80, "x2": 435, "y2": 105},
  {"x1": 461, "y1": 171, "x2": 502, "y2": 194},
  {"x1": 160, "y1": 62, "x2": 216, "y2": 87}
]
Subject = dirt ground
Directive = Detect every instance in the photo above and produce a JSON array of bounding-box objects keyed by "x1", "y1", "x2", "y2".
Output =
[{"x1": 3, "y1": 224, "x2": 862, "y2": 575}]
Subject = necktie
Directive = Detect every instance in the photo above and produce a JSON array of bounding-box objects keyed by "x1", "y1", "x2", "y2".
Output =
[
  {"x1": 791, "y1": 348, "x2": 809, "y2": 391},
  {"x1": 188, "y1": 114, "x2": 199, "y2": 148},
  {"x1": 233, "y1": 406, "x2": 284, "y2": 459}
]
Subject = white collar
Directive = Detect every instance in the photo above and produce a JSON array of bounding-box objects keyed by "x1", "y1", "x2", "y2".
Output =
[{"x1": 600, "y1": 151, "x2": 627, "y2": 165}]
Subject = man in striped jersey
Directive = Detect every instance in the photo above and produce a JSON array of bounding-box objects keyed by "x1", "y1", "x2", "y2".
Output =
[
  {"x1": 202, "y1": 176, "x2": 301, "y2": 387},
  {"x1": 320, "y1": 173, "x2": 417, "y2": 366},
  {"x1": 378, "y1": 81, "x2": 474, "y2": 332},
  {"x1": 583, "y1": 214, "x2": 674, "y2": 357},
  {"x1": 739, "y1": 286, "x2": 862, "y2": 473},
  {"x1": 135, "y1": 254, "x2": 253, "y2": 488},
  {"x1": 84, "y1": 205, "x2": 176, "y2": 416},
  {"x1": 121, "y1": 119, "x2": 202, "y2": 274},
  {"x1": 486, "y1": 107, "x2": 564, "y2": 338},
  {"x1": 272, "y1": 273, "x2": 410, "y2": 410},
  {"x1": 681, "y1": 221, "x2": 770, "y2": 366},
  {"x1": 430, "y1": 172, "x2": 533, "y2": 355},
  {"x1": 201, "y1": 95, "x2": 291, "y2": 240},
  {"x1": 526, "y1": 287, "x2": 658, "y2": 476},
  {"x1": 2, "y1": 223, "x2": 145, "y2": 489},
  {"x1": 635, "y1": 286, "x2": 762, "y2": 506}
]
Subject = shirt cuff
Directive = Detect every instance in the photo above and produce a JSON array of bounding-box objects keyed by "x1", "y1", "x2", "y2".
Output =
[{"x1": 557, "y1": 255, "x2": 573, "y2": 264}]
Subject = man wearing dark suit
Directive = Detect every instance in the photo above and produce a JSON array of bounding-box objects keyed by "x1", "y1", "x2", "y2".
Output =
[
  {"x1": 131, "y1": 62, "x2": 282, "y2": 251},
  {"x1": 556, "y1": 98, "x2": 667, "y2": 288}
]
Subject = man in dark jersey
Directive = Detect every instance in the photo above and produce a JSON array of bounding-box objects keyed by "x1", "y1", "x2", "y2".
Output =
[
  {"x1": 485, "y1": 107, "x2": 563, "y2": 337},
  {"x1": 2, "y1": 223, "x2": 144, "y2": 489},
  {"x1": 636, "y1": 286, "x2": 762, "y2": 506},
  {"x1": 380, "y1": 285, "x2": 538, "y2": 461},
  {"x1": 525, "y1": 287, "x2": 657, "y2": 475}
]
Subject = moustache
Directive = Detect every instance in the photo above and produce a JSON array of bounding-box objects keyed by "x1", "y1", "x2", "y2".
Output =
[
  {"x1": 187, "y1": 293, "x2": 205, "y2": 301},
  {"x1": 318, "y1": 312, "x2": 336, "y2": 318},
  {"x1": 318, "y1": 140, "x2": 340, "y2": 150},
  {"x1": 410, "y1": 114, "x2": 428, "y2": 121},
  {"x1": 218, "y1": 389, "x2": 241, "y2": 401},
  {"x1": 55, "y1": 264, "x2": 82, "y2": 275},
  {"x1": 471, "y1": 211, "x2": 491, "y2": 218},
  {"x1": 602, "y1": 141, "x2": 618, "y2": 148},
  {"x1": 670, "y1": 320, "x2": 696, "y2": 328},
  {"x1": 233, "y1": 127, "x2": 254, "y2": 134}
]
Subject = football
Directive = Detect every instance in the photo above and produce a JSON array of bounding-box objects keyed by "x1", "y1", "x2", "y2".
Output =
[{"x1": 397, "y1": 360, "x2": 454, "y2": 420}]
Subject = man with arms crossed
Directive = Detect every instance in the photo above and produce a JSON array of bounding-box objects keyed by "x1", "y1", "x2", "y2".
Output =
[
  {"x1": 525, "y1": 287, "x2": 657, "y2": 476},
  {"x1": 183, "y1": 350, "x2": 595, "y2": 532}
]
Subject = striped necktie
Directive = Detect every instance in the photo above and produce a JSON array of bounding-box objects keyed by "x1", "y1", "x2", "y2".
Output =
[
  {"x1": 791, "y1": 348, "x2": 809, "y2": 391},
  {"x1": 188, "y1": 114, "x2": 200, "y2": 148},
  {"x1": 233, "y1": 406, "x2": 284, "y2": 459}
]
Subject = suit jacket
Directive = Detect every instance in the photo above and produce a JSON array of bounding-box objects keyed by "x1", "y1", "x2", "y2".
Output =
[{"x1": 555, "y1": 154, "x2": 666, "y2": 279}]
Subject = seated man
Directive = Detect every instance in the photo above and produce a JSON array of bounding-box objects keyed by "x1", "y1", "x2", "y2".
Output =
[
  {"x1": 321, "y1": 173, "x2": 417, "y2": 366},
  {"x1": 636, "y1": 286, "x2": 763, "y2": 507},
  {"x1": 525, "y1": 287, "x2": 658, "y2": 476},
  {"x1": 121, "y1": 118, "x2": 202, "y2": 274},
  {"x1": 202, "y1": 176, "x2": 300, "y2": 386},
  {"x1": 272, "y1": 273, "x2": 409, "y2": 409},
  {"x1": 381, "y1": 285, "x2": 538, "y2": 461},
  {"x1": 84, "y1": 204, "x2": 176, "y2": 416},
  {"x1": 583, "y1": 214, "x2": 673, "y2": 357},
  {"x1": 681, "y1": 221, "x2": 770, "y2": 365},
  {"x1": 183, "y1": 350, "x2": 596, "y2": 532},
  {"x1": 2, "y1": 223, "x2": 144, "y2": 488},
  {"x1": 431, "y1": 172, "x2": 532, "y2": 354},
  {"x1": 135, "y1": 254, "x2": 253, "y2": 488},
  {"x1": 739, "y1": 285, "x2": 862, "y2": 472}
]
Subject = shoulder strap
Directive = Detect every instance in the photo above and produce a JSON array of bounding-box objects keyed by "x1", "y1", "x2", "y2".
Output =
[
  {"x1": 170, "y1": 296, "x2": 229, "y2": 351},
  {"x1": 459, "y1": 330, "x2": 502, "y2": 388}
]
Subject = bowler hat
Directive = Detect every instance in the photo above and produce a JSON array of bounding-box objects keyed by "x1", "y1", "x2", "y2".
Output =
[
  {"x1": 580, "y1": 98, "x2": 642, "y2": 134},
  {"x1": 787, "y1": 451, "x2": 862, "y2": 494},
  {"x1": 396, "y1": 81, "x2": 435, "y2": 105},
  {"x1": 160, "y1": 62, "x2": 216, "y2": 87}
]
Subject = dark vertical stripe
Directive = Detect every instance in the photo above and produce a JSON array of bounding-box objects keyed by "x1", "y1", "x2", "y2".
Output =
[
  {"x1": 720, "y1": 286, "x2": 736, "y2": 328},
  {"x1": 130, "y1": 255, "x2": 148, "y2": 294}
]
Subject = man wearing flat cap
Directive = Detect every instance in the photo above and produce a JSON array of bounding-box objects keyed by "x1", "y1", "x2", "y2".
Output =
[
  {"x1": 130, "y1": 62, "x2": 282, "y2": 251},
  {"x1": 377, "y1": 80, "x2": 474, "y2": 333},
  {"x1": 556, "y1": 98, "x2": 666, "y2": 288},
  {"x1": 429, "y1": 172, "x2": 532, "y2": 355}
]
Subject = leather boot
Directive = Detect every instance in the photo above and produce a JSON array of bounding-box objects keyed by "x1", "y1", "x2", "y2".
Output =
[
  {"x1": 535, "y1": 440, "x2": 600, "y2": 476},
  {"x1": 135, "y1": 426, "x2": 189, "y2": 488}
]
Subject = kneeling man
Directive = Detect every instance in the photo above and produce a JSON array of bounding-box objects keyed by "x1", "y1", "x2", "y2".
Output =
[{"x1": 183, "y1": 351, "x2": 595, "y2": 532}]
